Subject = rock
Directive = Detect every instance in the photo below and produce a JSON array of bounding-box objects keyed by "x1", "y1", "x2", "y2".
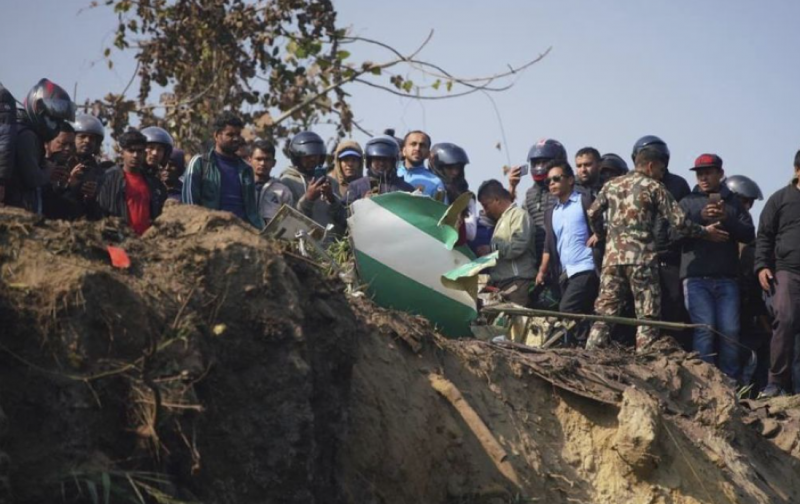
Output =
[
  {"x1": 613, "y1": 386, "x2": 661, "y2": 477},
  {"x1": 762, "y1": 418, "x2": 781, "y2": 438}
]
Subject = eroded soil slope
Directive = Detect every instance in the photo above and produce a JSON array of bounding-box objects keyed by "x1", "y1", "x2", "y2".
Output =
[{"x1": 0, "y1": 204, "x2": 798, "y2": 504}]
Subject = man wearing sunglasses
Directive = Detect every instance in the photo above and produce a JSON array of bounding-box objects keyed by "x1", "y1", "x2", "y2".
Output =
[{"x1": 536, "y1": 160, "x2": 600, "y2": 344}]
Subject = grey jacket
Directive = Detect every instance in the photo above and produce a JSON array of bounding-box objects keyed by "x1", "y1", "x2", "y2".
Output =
[{"x1": 279, "y1": 166, "x2": 347, "y2": 236}]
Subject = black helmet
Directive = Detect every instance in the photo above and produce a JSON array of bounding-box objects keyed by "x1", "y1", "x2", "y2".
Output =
[
  {"x1": 430, "y1": 143, "x2": 469, "y2": 169},
  {"x1": 140, "y1": 126, "x2": 174, "y2": 165},
  {"x1": 631, "y1": 135, "x2": 670, "y2": 166},
  {"x1": 289, "y1": 131, "x2": 326, "y2": 166},
  {"x1": 528, "y1": 139, "x2": 566, "y2": 181},
  {"x1": 725, "y1": 175, "x2": 763, "y2": 201},
  {"x1": 599, "y1": 153, "x2": 629, "y2": 175},
  {"x1": 23, "y1": 78, "x2": 76, "y2": 141},
  {"x1": 365, "y1": 135, "x2": 400, "y2": 179},
  {"x1": 365, "y1": 135, "x2": 400, "y2": 162},
  {"x1": 70, "y1": 113, "x2": 105, "y2": 140},
  {"x1": 527, "y1": 138, "x2": 567, "y2": 164}
]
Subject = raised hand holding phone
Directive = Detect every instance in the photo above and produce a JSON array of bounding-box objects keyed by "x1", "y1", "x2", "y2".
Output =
[{"x1": 702, "y1": 192, "x2": 724, "y2": 222}]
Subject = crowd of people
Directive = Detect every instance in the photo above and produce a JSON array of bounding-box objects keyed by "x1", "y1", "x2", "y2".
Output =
[{"x1": 3, "y1": 78, "x2": 800, "y2": 399}]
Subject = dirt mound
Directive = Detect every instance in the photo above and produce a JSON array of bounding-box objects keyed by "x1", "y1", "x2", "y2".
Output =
[
  {"x1": 1, "y1": 204, "x2": 799, "y2": 504},
  {"x1": 0, "y1": 204, "x2": 357, "y2": 503},
  {"x1": 343, "y1": 328, "x2": 800, "y2": 503}
]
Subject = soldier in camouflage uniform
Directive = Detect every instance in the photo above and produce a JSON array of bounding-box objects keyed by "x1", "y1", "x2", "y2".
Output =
[{"x1": 585, "y1": 146, "x2": 729, "y2": 352}]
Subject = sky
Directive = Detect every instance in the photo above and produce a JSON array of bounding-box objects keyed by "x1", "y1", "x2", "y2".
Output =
[{"x1": 3, "y1": 0, "x2": 800, "y2": 222}]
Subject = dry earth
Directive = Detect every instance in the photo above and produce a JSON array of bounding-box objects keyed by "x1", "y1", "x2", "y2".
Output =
[{"x1": 0, "y1": 204, "x2": 798, "y2": 504}]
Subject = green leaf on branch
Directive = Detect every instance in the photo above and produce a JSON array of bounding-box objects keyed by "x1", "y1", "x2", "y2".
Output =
[
  {"x1": 113, "y1": 0, "x2": 131, "y2": 13},
  {"x1": 308, "y1": 41, "x2": 322, "y2": 56}
]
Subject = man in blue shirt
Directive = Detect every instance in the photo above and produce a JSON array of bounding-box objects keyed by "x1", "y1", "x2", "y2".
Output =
[
  {"x1": 397, "y1": 130, "x2": 446, "y2": 201},
  {"x1": 537, "y1": 159, "x2": 600, "y2": 342}
]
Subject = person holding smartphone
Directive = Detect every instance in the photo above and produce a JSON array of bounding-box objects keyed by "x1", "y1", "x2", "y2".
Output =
[
  {"x1": 673, "y1": 154, "x2": 755, "y2": 382},
  {"x1": 507, "y1": 138, "x2": 567, "y2": 267},
  {"x1": 279, "y1": 131, "x2": 346, "y2": 237}
]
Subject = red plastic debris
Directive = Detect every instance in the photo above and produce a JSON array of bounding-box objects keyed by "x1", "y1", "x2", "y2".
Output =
[{"x1": 107, "y1": 245, "x2": 131, "y2": 269}]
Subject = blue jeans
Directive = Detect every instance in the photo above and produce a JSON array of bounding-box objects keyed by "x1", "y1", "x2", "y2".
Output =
[{"x1": 683, "y1": 277, "x2": 741, "y2": 380}]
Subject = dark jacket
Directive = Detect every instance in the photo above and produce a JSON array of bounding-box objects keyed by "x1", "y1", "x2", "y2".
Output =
[
  {"x1": 345, "y1": 172, "x2": 415, "y2": 205},
  {"x1": 655, "y1": 170, "x2": 691, "y2": 264},
  {"x1": 4, "y1": 128, "x2": 52, "y2": 213},
  {"x1": 543, "y1": 191, "x2": 602, "y2": 280},
  {"x1": 576, "y1": 181, "x2": 601, "y2": 200},
  {"x1": 182, "y1": 150, "x2": 263, "y2": 229},
  {"x1": 755, "y1": 182, "x2": 800, "y2": 275},
  {"x1": 42, "y1": 156, "x2": 105, "y2": 221},
  {"x1": 676, "y1": 185, "x2": 755, "y2": 279},
  {"x1": 524, "y1": 182, "x2": 556, "y2": 262},
  {"x1": 740, "y1": 241, "x2": 768, "y2": 320},
  {"x1": 96, "y1": 166, "x2": 167, "y2": 227}
]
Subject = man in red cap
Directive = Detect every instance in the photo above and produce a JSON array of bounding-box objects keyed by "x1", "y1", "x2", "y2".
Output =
[{"x1": 676, "y1": 154, "x2": 755, "y2": 382}]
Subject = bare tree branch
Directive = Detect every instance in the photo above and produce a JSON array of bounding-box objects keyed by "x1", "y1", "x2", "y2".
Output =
[
  {"x1": 319, "y1": 109, "x2": 373, "y2": 137},
  {"x1": 270, "y1": 58, "x2": 407, "y2": 127},
  {"x1": 407, "y1": 46, "x2": 552, "y2": 85},
  {"x1": 408, "y1": 29, "x2": 435, "y2": 60},
  {"x1": 353, "y1": 78, "x2": 488, "y2": 100},
  {"x1": 116, "y1": 60, "x2": 141, "y2": 104},
  {"x1": 343, "y1": 34, "x2": 551, "y2": 85},
  {"x1": 327, "y1": 107, "x2": 373, "y2": 136}
]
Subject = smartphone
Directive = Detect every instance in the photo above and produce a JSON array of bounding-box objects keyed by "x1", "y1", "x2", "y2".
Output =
[
  {"x1": 709, "y1": 193, "x2": 721, "y2": 203},
  {"x1": 313, "y1": 165, "x2": 327, "y2": 182},
  {"x1": 502, "y1": 163, "x2": 528, "y2": 177}
]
